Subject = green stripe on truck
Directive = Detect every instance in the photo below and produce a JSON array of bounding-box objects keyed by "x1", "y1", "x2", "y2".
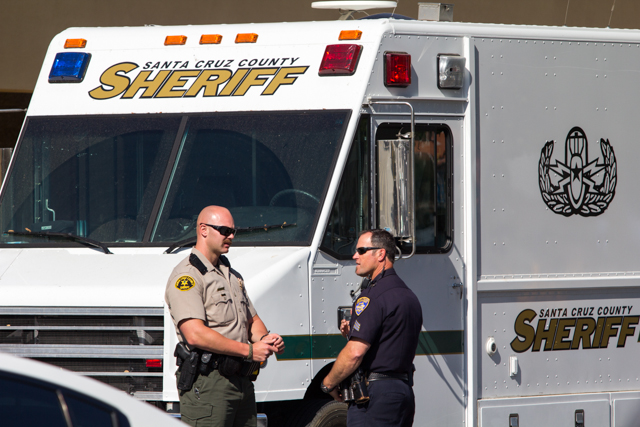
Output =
[{"x1": 276, "y1": 330, "x2": 463, "y2": 360}]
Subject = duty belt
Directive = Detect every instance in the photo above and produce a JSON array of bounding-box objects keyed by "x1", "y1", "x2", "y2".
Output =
[{"x1": 367, "y1": 372, "x2": 409, "y2": 382}]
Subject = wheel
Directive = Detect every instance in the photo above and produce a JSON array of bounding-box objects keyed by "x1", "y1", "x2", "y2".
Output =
[
  {"x1": 305, "y1": 400, "x2": 347, "y2": 427},
  {"x1": 269, "y1": 189, "x2": 320, "y2": 207},
  {"x1": 284, "y1": 399, "x2": 347, "y2": 427}
]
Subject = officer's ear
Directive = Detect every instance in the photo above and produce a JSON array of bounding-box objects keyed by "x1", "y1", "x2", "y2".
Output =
[{"x1": 377, "y1": 249, "x2": 387, "y2": 262}]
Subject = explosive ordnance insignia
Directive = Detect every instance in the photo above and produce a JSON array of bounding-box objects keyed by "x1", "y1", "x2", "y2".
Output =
[{"x1": 539, "y1": 127, "x2": 617, "y2": 217}]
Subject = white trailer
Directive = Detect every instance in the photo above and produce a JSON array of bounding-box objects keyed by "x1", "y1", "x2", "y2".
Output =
[{"x1": 1, "y1": 2, "x2": 640, "y2": 426}]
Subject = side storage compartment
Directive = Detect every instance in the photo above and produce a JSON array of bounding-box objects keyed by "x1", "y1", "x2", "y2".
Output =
[
  {"x1": 612, "y1": 392, "x2": 640, "y2": 427},
  {"x1": 479, "y1": 395, "x2": 610, "y2": 427}
]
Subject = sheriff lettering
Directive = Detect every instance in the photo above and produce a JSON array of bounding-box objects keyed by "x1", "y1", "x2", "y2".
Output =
[
  {"x1": 89, "y1": 60, "x2": 308, "y2": 100},
  {"x1": 511, "y1": 307, "x2": 639, "y2": 353}
]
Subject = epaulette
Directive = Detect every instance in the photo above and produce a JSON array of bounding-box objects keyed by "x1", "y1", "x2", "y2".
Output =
[{"x1": 189, "y1": 253, "x2": 208, "y2": 276}]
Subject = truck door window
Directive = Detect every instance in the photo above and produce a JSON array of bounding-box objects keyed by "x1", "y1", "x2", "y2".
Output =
[
  {"x1": 321, "y1": 116, "x2": 371, "y2": 258},
  {"x1": 376, "y1": 123, "x2": 452, "y2": 253}
]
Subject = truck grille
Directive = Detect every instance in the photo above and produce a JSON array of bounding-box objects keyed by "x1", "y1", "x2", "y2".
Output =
[{"x1": 0, "y1": 307, "x2": 164, "y2": 399}]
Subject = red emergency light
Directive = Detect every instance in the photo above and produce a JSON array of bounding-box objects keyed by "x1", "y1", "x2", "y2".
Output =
[
  {"x1": 319, "y1": 44, "x2": 362, "y2": 76},
  {"x1": 146, "y1": 359, "x2": 162, "y2": 368},
  {"x1": 384, "y1": 52, "x2": 411, "y2": 87}
]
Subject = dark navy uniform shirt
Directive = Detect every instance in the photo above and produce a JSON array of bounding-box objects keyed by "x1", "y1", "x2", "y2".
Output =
[{"x1": 348, "y1": 267, "x2": 423, "y2": 374}]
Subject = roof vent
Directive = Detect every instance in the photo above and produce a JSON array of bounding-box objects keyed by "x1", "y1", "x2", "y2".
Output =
[
  {"x1": 312, "y1": 1, "x2": 397, "y2": 20},
  {"x1": 418, "y1": 3, "x2": 453, "y2": 21}
]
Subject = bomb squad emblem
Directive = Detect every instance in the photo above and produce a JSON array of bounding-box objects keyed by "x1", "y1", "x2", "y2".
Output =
[{"x1": 539, "y1": 127, "x2": 617, "y2": 217}]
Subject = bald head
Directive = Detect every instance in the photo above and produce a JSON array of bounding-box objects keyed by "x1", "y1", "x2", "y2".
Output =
[
  {"x1": 197, "y1": 205, "x2": 232, "y2": 231},
  {"x1": 194, "y1": 206, "x2": 235, "y2": 264}
]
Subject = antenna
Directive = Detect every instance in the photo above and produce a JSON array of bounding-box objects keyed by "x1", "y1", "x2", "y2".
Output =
[
  {"x1": 564, "y1": 0, "x2": 570, "y2": 26},
  {"x1": 390, "y1": 0, "x2": 399, "y2": 18},
  {"x1": 312, "y1": 1, "x2": 398, "y2": 20},
  {"x1": 608, "y1": 0, "x2": 616, "y2": 28}
]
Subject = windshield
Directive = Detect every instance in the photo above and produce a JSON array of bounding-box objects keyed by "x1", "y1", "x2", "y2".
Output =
[{"x1": 0, "y1": 111, "x2": 348, "y2": 246}]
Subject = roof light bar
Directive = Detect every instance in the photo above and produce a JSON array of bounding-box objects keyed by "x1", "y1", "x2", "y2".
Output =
[
  {"x1": 48, "y1": 52, "x2": 91, "y2": 83},
  {"x1": 165, "y1": 35, "x2": 187, "y2": 46},
  {"x1": 339, "y1": 30, "x2": 362, "y2": 40},
  {"x1": 236, "y1": 33, "x2": 258, "y2": 43},
  {"x1": 200, "y1": 34, "x2": 223, "y2": 44},
  {"x1": 64, "y1": 38, "x2": 87, "y2": 49},
  {"x1": 319, "y1": 44, "x2": 362, "y2": 76},
  {"x1": 384, "y1": 52, "x2": 411, "y2": 87}
]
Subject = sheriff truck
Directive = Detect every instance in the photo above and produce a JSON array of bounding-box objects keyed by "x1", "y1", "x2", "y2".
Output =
[{"x1": 1, "y1": 1, "x2": 639, "y2": 426}]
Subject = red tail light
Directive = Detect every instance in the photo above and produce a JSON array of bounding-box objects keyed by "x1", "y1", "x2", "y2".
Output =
[
  {"x1": 319, "y1": 44, "x2": 362, "y2": 76},
  {"x1": 384, "y1": 52, "x2": 411, "y2": 87},
  {"x1": 146, "y1": 359, "x2": 162, "y2": 368}
]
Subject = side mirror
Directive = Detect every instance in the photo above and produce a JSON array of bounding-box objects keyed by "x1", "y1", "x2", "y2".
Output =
[{"x1": 377, "y1": 137, "x2": 414, "y2": 241}]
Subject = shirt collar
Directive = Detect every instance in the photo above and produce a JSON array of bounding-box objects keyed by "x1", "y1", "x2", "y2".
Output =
[
  {"x1": 190, "y1": 248, "x2": 215, "y2": 272},
  {"x1": 370, "y1": 267, "x2": 396, "y2": 286}
]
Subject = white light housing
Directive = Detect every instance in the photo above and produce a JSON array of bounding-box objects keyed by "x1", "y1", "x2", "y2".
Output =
[
  {"x1": 509, "y1": 355, "x2": 519, "y2": 377},
  {"x1": 437, "y1": 54, "x2": 465, "y2": 89},
  {"x1": 485, "y1": 337, "x2": 497, "y2": 356}
]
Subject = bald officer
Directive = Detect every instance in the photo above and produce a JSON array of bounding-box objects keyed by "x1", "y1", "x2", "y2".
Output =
[
  {"x1": 165, "y1": 205, "x2": 285, "y2": 427},
  {"x1": 321, "y1": 229, "x2": 423, "y2": 427}
]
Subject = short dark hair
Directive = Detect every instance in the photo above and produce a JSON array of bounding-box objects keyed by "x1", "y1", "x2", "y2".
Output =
[{"x1": 361, "y1": 229, "x2": 396, "y2": 263}]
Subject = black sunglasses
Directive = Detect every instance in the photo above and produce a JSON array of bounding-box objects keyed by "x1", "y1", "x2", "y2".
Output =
[
  {"x1": 201, "y1": 223, "x2": 237, "y2": 237},
  {"x1": 355, "y1": 247, "x2": 381, "y2": 255}
]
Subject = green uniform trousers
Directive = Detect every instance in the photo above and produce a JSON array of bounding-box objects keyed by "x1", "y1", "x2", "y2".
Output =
[{"x1": 178, "y1": 369, "x2": 257, "y2": 427}]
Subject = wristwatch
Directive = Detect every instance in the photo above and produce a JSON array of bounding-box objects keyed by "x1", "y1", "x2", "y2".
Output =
[{"x1": 320, "y1": 382, "x2": 336, "y2": 393}]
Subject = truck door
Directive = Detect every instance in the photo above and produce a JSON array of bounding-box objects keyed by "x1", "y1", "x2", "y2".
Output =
[{"x1": 314, "y1": 113, "x2": 465, "y2": 427}]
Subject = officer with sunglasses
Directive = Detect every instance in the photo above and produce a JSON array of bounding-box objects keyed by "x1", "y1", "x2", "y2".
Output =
[
  {"x1": 165, "y1": 205, "x2": 285, "y2": 427},
  {"x1": 321, "y1": 229, "x2": 423, "y2": 427}
]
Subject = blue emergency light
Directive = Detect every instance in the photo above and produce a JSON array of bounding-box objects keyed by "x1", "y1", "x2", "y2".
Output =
[{"x1": 48, "y1": 52, "x2": 91, "y2": 83}]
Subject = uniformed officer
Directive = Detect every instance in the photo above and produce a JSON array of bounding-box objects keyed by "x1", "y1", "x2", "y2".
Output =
[
  {"x1": 321, "y1": 229, "x2": 423, "y2": 427},
  {"x1": 165, "y1": 205, "x2": 285, "y2": 427}
]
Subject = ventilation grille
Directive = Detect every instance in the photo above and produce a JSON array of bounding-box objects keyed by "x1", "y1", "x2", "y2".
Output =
[{"x1": 0, "y1": 307, "x2": 164, "y2": 399}]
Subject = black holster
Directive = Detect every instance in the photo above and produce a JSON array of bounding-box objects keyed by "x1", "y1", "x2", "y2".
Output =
[
  {"x1": 175, "y1": 342, "x2": 199, "y2": 391},
  {"x1": 340, "y1": 368, "x2": 369, "y2": 404}
]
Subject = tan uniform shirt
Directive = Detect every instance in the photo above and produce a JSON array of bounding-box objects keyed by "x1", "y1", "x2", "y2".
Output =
[{"x1": 165, "y1": 248, "x2": 257, "y2": 345}]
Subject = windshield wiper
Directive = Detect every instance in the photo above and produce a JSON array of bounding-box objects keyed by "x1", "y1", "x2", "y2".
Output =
[
  {"x1": 6, "y1": 231, "x2": 113, "y2": 254},
  {"x1": 164, "y1": 222, "x2": 297, "y2": 254}
]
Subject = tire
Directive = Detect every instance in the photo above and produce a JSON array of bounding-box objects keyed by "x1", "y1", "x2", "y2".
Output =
[
  {"x1": 304, "y1": 400, "x2": 347, "y2": 427},
  {"x1": 283, "y1": 399, "x2": 347, "y2": 427}
]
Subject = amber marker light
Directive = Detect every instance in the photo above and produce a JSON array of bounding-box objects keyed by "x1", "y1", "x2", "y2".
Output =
[
  {"x1": 165, "y1": 35, "x2": 187, "y2": 45},
  {"x1": 236, "y1": 33, "x2": 258, "y2": 43},
  {"x1": 339, "y1": 30, "x2": 362, "y2": 41},
  {"x1": 200, "y1": 34, "x2": 223, "y2": 44},
  {"x1": 64, "y1": 39, "x2": 87, "y2": 49}
]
